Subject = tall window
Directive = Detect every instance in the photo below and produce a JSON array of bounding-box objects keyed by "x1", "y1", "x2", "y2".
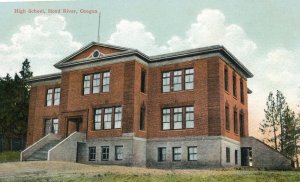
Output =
[
  {"x1": 224, "y1": 68, "x2": 228, "y2": 91},
  {"x1": 94, "y1": 109, "x2": 102, "y2": 130},
  {"x1": 162, "y1": 72, "x2": 171, "y2": 92},
  {"x1": 140, "y1": 106, "x2": 145, "y2": 130},
  {"x1": 83, "y1": 71, "x2": 110, "y2": 95},
  {"x1": 233, "y1": 74, "x2": 237, "y2": 97},
  {"x1": 94, "y1": 107, "x2": 122, "y2": 130},
  {"x1": 188, "y1": 146, "x2": 197, "y2": 161},
  {"x1": 185, "y1": 68, "x2": 194, "y2": 90},
  {"x1": 173, "y1": 147, "x2": 182, "y2": 161},
  {"x1": 115, "y1": 146, "x2": 123, "y2": 160},
  {"x1": 93, "y1": 73, "x2": 101, "y2": 93},
  {"x1": 225, "y1": 105, "x2": 230, "y2": 131},
  {"x1": 53, "y1": 118, "x2": 59, "y2": 134},
  {"x1": 53, "y1": 88, "x2": 61, "y2": 105},
  {"x1": 186, "y1": 107, "x2": 194, "y2": 128},
  {"x1": 173, "y1": 70, "x2": 182, "y2": 91},
  {"x1": 240, "y1": 111, "x2": 244, "y2": 137},
  {"x1": 226, "y1": 147, "x2": 230, "y2": 163},
  {"x1": 173, "y1": 107, "x2": 183, "y2": 129},
  {"x1": 83, "y1": 75, "x2": 91, "y2": 95},
  {"x1": 89, "y1": 147, "x2": 96, "y2": 161},
  {"x1": 162, "y1": 106, "x2": 194, "y2": 130},
  {"x1": 162, "y1": 108, "x2": 171, "y2": 130},
  {"x1": 101, "y1": 146, "x2": 109, "y2": 161},
  {"x1": 141, "y1": 70, "x2": 146, "y2": 93},
  {"x1": 104, "y1": 108, "x2": 112, "y2": 129},
  {"x1": 235, "y1": 150, "x2": 238, "y2": 165},
  {"x1": 234, "y1": 109, "x2": 238, "y2": 134},
  {"x1": 46, "y1": 89, "x2": 53, "y2": 106},
  {"x1": 162, "y1": 68, "x2": 194, "y2": 93},
  {"x1": 114, "y1": 107, "x2": 122, "y2": 129},
  {"x1": 44, "y1": 118, "x2": 59, "y2": 135},
  {"x1": 158, "y1": 147, "x2": 166, "y2": 162},
  {"x1": 240, "y1": 78, "x2": 244, "y2": 103},
  {"x1": 102, "y1": 72, "x2": 110, "y2": 92}
]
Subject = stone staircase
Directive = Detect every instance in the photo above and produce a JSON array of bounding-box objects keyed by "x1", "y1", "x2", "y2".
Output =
[{"x1": 25, "y1": 140, "x2": 61, "y2": 161}]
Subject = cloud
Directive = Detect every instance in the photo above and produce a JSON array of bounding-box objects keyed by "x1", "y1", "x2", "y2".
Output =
[
  {"x1": 0, "y1": 15, "x2": 81, "y2": 77},
  {"x1": 108, "y1": 9, "x2": 257, "y2": 61}
]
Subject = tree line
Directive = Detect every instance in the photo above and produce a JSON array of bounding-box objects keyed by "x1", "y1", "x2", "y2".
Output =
[
  {"x1": 260, "y1": 90, "x2": 300, "y2": 167},
  {"x1": 0, "y1": 59, "x2": 32, "y2": 150}
]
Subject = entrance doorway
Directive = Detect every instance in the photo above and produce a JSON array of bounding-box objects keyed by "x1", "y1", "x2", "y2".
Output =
[
  {"x1": 241, "y1": 147, "x2": 253, "y2": 166},
  {"x1": 67, "y1": 117, "x2": 82, "y2": 136}
]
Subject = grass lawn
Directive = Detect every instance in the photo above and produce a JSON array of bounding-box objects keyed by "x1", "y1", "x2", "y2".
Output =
[
  {"x1": 0, "y1": 151, "x2": 20, "y2": 162},
  {"x1": 0, "y1": 161, "x2": 299, "y2": 182}
]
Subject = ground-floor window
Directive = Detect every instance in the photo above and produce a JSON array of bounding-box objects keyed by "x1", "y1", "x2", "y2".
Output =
[
  {"x1": 89, "y1": 147, "x2": 96, "y2": 161},
  {"x1": 158, "y1": 147, "x2": 166, "y2": 162},
  {"x1": 226, "y1": 147, "x2": 230, "y2": 163},
  {"x1": 101, "y1": 146, "x2": 109, "y2": 161},
  {"x1": 172, "y1": 147, "x2": 182, "y2": 161},
  {"x1": 44, "y1": 118, "x2": 59, "y2": 135},
  {"x1": 115, "y1": 146, "x2": 123, "y2": 160},
  {"x1": 188, "y1": 146, "x2": 197, "y2": 161}
]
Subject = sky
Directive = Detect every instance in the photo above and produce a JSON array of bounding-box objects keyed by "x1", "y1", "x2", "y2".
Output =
[{"x1": 0, "y1": 0, "x2": 300, "y2": 138}]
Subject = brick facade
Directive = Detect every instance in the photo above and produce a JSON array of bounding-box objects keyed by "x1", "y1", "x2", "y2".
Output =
[{"x1": 25, "y1": 42, "x2": 260, "y2": 168}]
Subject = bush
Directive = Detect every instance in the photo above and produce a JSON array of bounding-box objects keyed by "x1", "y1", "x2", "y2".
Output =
[{"x1": 0, "y1": 151, "x2": 20, "y2": 162}]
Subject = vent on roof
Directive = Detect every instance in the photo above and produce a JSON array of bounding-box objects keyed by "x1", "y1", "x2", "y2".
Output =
[{"x1": 92, "y1": 50, "x2": 103, "y2": 58}]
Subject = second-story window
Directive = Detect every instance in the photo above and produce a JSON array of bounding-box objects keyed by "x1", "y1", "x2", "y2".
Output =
[
  {"x1": 54, "y1": 88, "x2": 61, "y2": 105},
  {"x1": 162, "y1": 68, "x2": 194, "y2": 93},
  {"x1": 93, "y1": 73, "x2": 101, "y2": 93},
  {"x1": 173, "y1": 70, "x2": 182, "y2": 91},
  {"x1": 224, "y1": 68, "x2": 228, "y2": 92},
  {"x1": 233, "y1": 74, "x2": 237, "y2": 97},
  {"x1": 162, "y1": 106, "x2": 194, "y2": 130},
  {"x1": 185, "y1": 68, "x2": 194, "y2": 90},
  {"x1": 102, "y1": 72, "x2": 110, "y2": 92},
  {"x1": 94, "y1": 107, "x2": 122, "y2": 130},
  {"x1": 46, "y1": 88, "x2": 60, "y2": 106},
  {"x1": 46, "y1": 89, "x2": 53, "y2": 106},
  {"x1": 240, "y1": 78, "x2": 244, "y2": 103},
  {"x1": 162, "y1": 72, "x2": 171, "y2": 92},
  {"x1": 83, "y1": 71, "x2": 110, "y2": 95},
  {"x1": 83, "y1": 75, "x2": 91, "y2": 95}
]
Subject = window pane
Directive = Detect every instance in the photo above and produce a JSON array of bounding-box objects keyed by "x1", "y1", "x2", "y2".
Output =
[
  {"x1": 162, "y1": 108, "x2": 171, "y2": 130},
  {"x1": 101, "y1": 146, "x2": 109, "y2": 161},
  {"x1": 114, "y1": 107, "x2": 122, "y2": 129},
  {"x1": 188, "y1": 147, "x2": 197, "y2": 161},
  {"x1": 186, "y1": 106, "x2": 194, "y2": 129},
  {"x1": 173, "y1": 71, "x2": 182, "y2": 91},
  {"x1": 45, "y1": 119, "x2": 52, "y2": 135},
  {"x1": 84, "y1": 75, "x2": 91, "y2": 95},
  {"x1": 102, "y1": 72, "x2": 110, "y2": 92},
  {"x1": 162, "y1": 72, "x2": 170, "y2": 93},
  {"x1": 89, "y1": 147, "x2": 96, "y2": 161},
  {"x1": 115, "y1": 146, "x2": 123, "y2": 160},
  {"x1": 174, "y1": 107, "x2": 182, "y2": 129},
  {"x1": 94, "y1": 109, "x2": 102, "y2": 130},
  {"x1": 46, "y1": 89, "x2": 53, "y2": 106},
  {"x1": 54, "y1": 88, "x2": 61, "y2": 105},
  {"x1": 158, "y1": 147, "x2": 166, "y2": 161},
  {"x1": 52, "y1": 118, "x2": 59, "y2": 134},
  {"x1": 185, "y1": 69, "x2": 194, "y2": 90},
  {"x1": 93, "y1": 73, "x2": 101, "y2": 94},
  {"x1": 173, "y1": 147, "x2": 182, "y2": 161},
  {"x1": 104, "y1": 108, "x2": 112, "y2": 129}
]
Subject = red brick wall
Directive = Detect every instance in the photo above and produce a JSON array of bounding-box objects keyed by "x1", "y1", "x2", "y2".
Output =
[{"x1": 27, "y1": 55, "x2": 250, "y2": 145}]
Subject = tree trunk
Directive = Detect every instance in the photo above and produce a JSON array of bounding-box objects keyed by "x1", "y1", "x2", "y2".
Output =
[{"x1": 273, "y1": 119, "x2": 278, "y2": 151}]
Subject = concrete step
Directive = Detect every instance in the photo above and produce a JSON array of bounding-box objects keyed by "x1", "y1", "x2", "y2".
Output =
[{"x1": 25, "y1": 139, "x2": 61, "y2": 161}]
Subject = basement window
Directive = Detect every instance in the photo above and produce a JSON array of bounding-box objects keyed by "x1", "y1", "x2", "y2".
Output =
[{"x1": 89, "y1": 147, "x2": 96, "y2": 161}]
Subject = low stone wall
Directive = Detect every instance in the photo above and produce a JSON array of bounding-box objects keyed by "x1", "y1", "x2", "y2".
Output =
[
  {"x1": 241, "y1": 137, "x2": 292, "y2": 169},
  {"x1": 48, "y1": 132, "x2": 86, "y2": 162},
  {"x1": 21, "y1": 133, "x2": 59, "y2": 161}
]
